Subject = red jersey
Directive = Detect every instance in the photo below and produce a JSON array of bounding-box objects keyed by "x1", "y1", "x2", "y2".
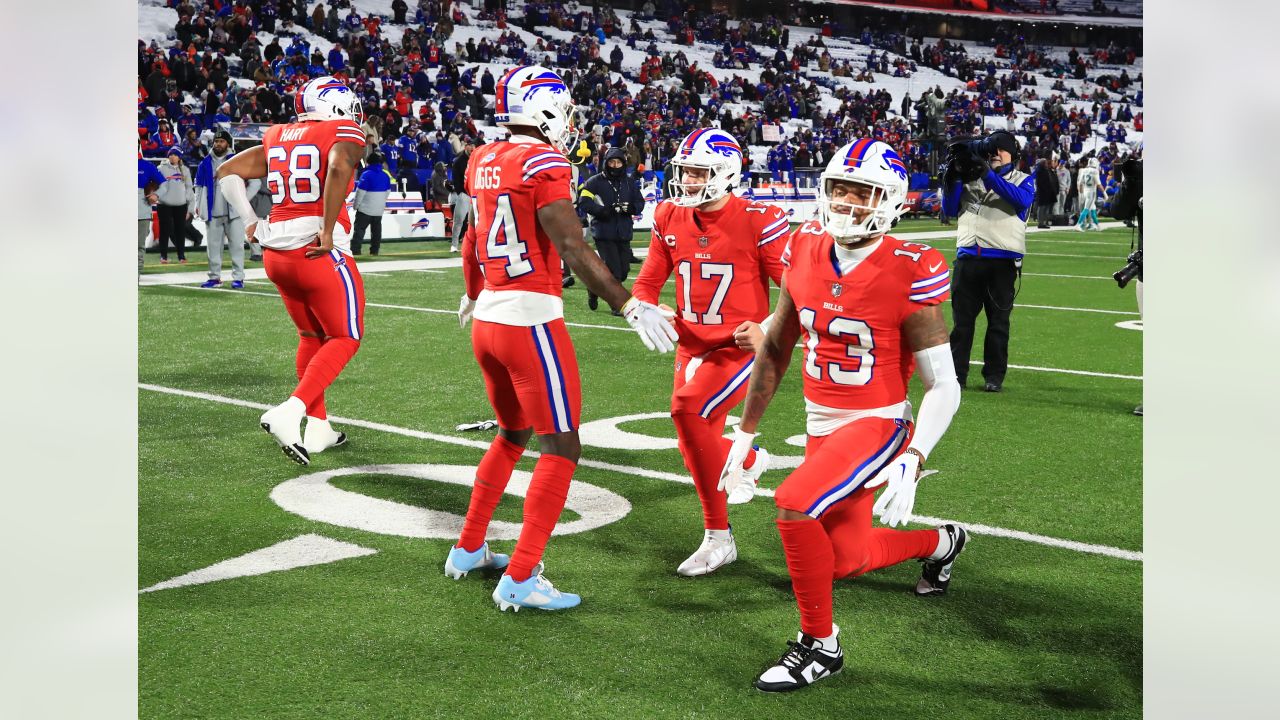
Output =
[
  {"x1": 631, "y1": 195, "x2": 789, "y2": 356},
  {"x1": 261, "y1": 118, "x2": 366, "y2": 232},
  {"x1": 464, "y1": 137, "x2": 573, "y2": 300},
  {"x1": 782, "y1": 221, "x2": 951, "y2": 410}
]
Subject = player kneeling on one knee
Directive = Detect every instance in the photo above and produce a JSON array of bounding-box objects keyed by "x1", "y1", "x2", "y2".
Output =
[{"x1": 719, "y1": 139, "x2": 966, "y2": 692}]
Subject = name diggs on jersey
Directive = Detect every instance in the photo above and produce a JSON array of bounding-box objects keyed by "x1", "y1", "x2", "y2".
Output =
[{"x1": 474, "y1": 166, "x2": 502, "y2": 190}]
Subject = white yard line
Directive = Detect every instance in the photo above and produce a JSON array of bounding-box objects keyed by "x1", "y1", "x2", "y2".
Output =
[
  {"x1": 138, "y1": 383, "x2": 1143, "y2": 563},
  {"x1": 969, "y1": 360, "x2": 1140, "y2": 381},
  {"x1": 157, "y1": 285, "x2": 1141, "y2": 376},
  {"x1": 1023, "y1": 273, "x2": 1112, "y2": 280}
]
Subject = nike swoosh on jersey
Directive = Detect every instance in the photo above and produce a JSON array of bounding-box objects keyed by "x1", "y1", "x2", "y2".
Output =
[{"x1": 929, "y1": 261, "x2": 943, "y2": 272}]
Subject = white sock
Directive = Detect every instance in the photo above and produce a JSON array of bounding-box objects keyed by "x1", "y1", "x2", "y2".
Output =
[
  {"x1": 706, "y1": 528, "x2": 732, "y2": 541},
  {"x1": 928, "y1": 528, "x2": 952, "y2": 560},
  {"x1": 306, "y1": 416, "x2": 330, "y2": 429},
  {"x1": 812, "y1": 625, "x2": 839, "y2": 649},
  {"x1": 282, "y1": 396, "x2": 306, "y2": 415}
]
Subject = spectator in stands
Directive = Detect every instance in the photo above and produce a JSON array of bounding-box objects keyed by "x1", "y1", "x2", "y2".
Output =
[
  {"x1": 941, "y1": 130, "x2": 1033, "y2": 393},
  {"x1": 194, "y1": 130, "x2": 258, "y2": 288},
  {"x1": 392, "y1": 0, "x2": 408, "y2": 25},
  {"x1": 352, "y1": 152, "x2": 393, "y2": 256},
  {"x1": 152, "y1": 120, "x2": 180, "y2": 156},
  {"x1": 155, "y1": 149, "x2": 194, "y2": 265},
  {"x1": 449, "y1": 137, "x2": 474, "y2": 253}
]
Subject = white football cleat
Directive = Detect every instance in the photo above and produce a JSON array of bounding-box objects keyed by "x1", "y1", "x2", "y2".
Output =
[
  {"x1": 754, "y1": 625, "x2": 844, "y2": 693},
  {"x1": 727, "y1": 447, "x2": 770, "y2": 505},
  {"x1": 260, "y1": 397, "x2": 308, "y2": 465},
  {"x1": 676, "y1": 529, "x2": 738, "y2": 576},
  {"x1": 303, "y1": 417, "x2": 347, "y2": 454}
]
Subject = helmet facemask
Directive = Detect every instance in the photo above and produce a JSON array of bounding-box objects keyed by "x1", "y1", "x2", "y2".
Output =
[
  {"x1": 818, "y1": 176, "x2": 900, "y2": 245},
  {"x1": 528, "y1": 96, "x2": 580, "y2": 153},
  {"x1": 669, "y1": 159, "x2": 737, "y2": 207}
]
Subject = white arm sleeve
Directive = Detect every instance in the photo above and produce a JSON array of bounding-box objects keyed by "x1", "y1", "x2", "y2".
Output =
[
  {"x1": 758, "y1": 312, "x2": 775, "y2": 334},
  {"x1": 907, "y1": 343, "x2": 961, "y2": 459},
  {"x1": 218, "y1": 175, "x2": 259, "y2": 225}
]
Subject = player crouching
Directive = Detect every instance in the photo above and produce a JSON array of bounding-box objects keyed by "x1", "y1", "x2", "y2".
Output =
[{"x1": 719, "y1": 139, "x2": 966, "y2": 692}]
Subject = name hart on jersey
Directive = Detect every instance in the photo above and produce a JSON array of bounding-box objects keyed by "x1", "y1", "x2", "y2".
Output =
[{"x1": 280, "y1": 127, "x2": 306, "y2": 142}]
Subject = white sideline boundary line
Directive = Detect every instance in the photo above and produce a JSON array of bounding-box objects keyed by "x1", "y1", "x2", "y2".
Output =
[{"x1": 138, "y1": 383, "x2": 1144, "y2": 563}]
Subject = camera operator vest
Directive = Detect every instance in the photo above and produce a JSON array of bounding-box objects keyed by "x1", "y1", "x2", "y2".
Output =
[{"x1": 956, "y1": 167, "x2": 1031, "y2": 257}]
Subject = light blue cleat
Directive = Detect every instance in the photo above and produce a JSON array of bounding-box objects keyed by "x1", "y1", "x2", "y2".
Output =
[
  {"x1": 492, "y1": 569, "x2": 580, "y2": 612},
  {"x1": 444, "y1": 542, "x2": 509, "y2": 580}
]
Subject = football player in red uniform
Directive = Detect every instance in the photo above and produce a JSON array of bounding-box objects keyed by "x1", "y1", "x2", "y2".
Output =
[
  {"x1": 445, "y1": 66, "x2": 677, "y2": 611},
  {"x1": 631, "y1": 128, "x2": 787, "y2": 576},
  {"x1": 720, "y1": 139, "x2": 965, "y2": 692},
  {"x1": 216, "y1": 76, "x2": 368, "y2": 466}
]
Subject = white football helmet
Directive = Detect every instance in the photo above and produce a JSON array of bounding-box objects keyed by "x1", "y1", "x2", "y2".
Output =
[
  {"x1": 1087, "y1": 156, "x2": 1099, "y2": 169},
  {"x1": 817, "y1": 139, "x2": 909, "y2": 243},
  {"x1": 294, "y1": 76, "x2": 363, "y2": 123},
  {"x1": 493, "y1": 65, "x2": 580, "y2": 153},
  {"x1": 668, "y1": 128, "x2": 743, "y2": 207}
]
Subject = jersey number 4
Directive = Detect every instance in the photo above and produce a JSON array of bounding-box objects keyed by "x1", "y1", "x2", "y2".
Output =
[
  {"x1": 798, "y1": 308, "x2": 875, "y2": 386},
  {"x1": 485, "y1": 194, "x2": 533, "y2": 278},
  {"x1": 266, "y1": 144, "x2": 322, "y2": 204}
]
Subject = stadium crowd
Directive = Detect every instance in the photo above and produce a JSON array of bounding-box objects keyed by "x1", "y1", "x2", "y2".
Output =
[{"x1": 138, "y1": 0, "x2": 1141, "y2": 206}]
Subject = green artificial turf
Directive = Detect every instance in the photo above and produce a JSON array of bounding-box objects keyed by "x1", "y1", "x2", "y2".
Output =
[{"x1": 140, "y1": 223, "x2": 1141, "y2": 718}]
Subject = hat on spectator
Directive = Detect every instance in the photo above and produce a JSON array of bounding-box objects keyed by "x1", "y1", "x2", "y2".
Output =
[{"x1": 214, "y1": 130, "x2": 234, "y2": 144}]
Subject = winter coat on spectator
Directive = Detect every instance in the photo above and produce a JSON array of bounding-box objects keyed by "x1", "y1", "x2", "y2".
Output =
[
  {"x1": 1034, "y1": 160, "x2": 1060, "y2": 205},
  {"x1": 578, "y1": 150, "x2": 643, "y2": 241},
  {"x1": 430, "y1": 161, "x2": 451, "y2": 205},
  {"x1": 194, "y1": 150, "x2": 260, "y2": 221},
  {"x1": 138, "y1": 158, "x2": 166, "y2": 220},
  {"x1": 156, "y1": 160, "x2": 193, "y2": 208},
  {"x1": 354, "y1": 161, "x2": 394, "y2": 215},
  {"x1": 450, "y1": 148, "x2": 471, "y2": 193}
]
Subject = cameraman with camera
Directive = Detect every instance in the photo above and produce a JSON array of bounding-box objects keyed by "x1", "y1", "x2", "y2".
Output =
[
  {"x1": 940, "y1": 130, "x2": 1036, "y2": 393},
  {"x1": 578, "y1": 148, "x2": 644, "y2": 314},
  {"x1": 1109, "y1": 156, "x2": 1143, "y2": 415}
]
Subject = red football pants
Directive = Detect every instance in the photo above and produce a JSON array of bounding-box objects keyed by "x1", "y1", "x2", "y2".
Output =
[
  {"x1": 670, "y1": 346, "x2": 758, "y2": 531},
  {"x1": 775, "y1": 416, "x2": 940, "y2": 638},
  {"x1": 265, "y1": 246, "x2": 365, "y2": 411}
]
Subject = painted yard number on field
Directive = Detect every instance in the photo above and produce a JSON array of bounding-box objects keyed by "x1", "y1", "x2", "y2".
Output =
[{"x1": 142, "y1": 414, "x2": 802, "y2": 593}]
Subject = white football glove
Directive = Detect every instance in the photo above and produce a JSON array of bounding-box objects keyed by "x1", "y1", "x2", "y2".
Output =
[
  {"x1": 717, "y1": 426, "x2": 757, "y2": 495},
  {"x1": 622, "y1": 297, "x2": 678, "y2": 353},
  {"x1": 458, "y1": 294, "x2": 476, "y2": 328},
  {"x1": 866, "y1": 451, "x2": 922, "y2": 528}
]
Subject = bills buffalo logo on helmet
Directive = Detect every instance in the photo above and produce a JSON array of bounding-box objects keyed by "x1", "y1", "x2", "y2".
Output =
[{"x1": 842, "y1": 138, "x2": 909, "y2": 180}]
